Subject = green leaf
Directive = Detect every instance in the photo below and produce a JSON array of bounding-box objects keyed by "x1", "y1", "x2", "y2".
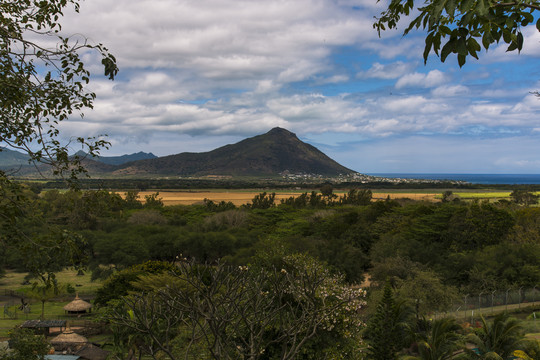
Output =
[
  {"x1": 507, "y1": 41, "x2": 518, "y2": 52},
  {"x1": 467, "y1": 38, "x2": 480, "y2": 59},
  {"x1": 467, "y1": 37, "x2": 481, "y2": 52},
  {"x1": 476, "y1": 0, "x2": 486, "y2": 16},
  {"x1": 522, "y1": 12, "x2": 534, "y2": 25},
  {"x1": 502, "y1": 30, "x2": 512, "y2": 43},
  {"x1": 433, "y1": 33, "x2": 442, "y2": 54},
  {"x1": 424, "y1": 33, "x2": 435, "y2": 63},
  {"x1": 516, "y1": 32, "x2": 523, "y2": 51},
  {"x1": 482, "y1": 31, "x2": 493, "y2": 50},
  {"x1": 536, "y1": 18, "x2": 540, "y2": 32},
  {"x1": 459, "y1": 0, "x2": 474, "y2": 12},
  {"x1": 506, "y1": 17, "x2": 515, "y2": 29},
  {"x1": 457, "y1": 54, "x2": 466, "y2": 67},
  {"x1": 439, "y1": 25, "x2": 452, "y2": 35},
  {"x1": 432, "y1": 0, "x2": 447, "y2": 22},
  {"x1": 444, "y1": 0, "x2": 456, "y2": 18},
  {"x1": 457, "y1": 37, "x2": 468, "y2": 56},
  {"x1": 441, "y1": 39, "x2": 455, "y2": 62}
]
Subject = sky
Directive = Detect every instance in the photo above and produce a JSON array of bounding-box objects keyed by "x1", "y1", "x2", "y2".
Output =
[{"x1": 50, "y1": 0, "x2": 540, "y2": 174}]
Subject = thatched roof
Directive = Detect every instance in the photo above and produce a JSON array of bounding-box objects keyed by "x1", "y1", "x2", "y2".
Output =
[
  {"x1": 63, "y1": 294, "x2": 92, "y2": 312},
  {"x1": 21, "y1": 320, "x2": 66, "y2": 328},
  {"x1": 50, "y1": 328, "x2": 88, "y2": 345},
  {"x1": 76, "y1": 344, "x2": 109, "y2": 360}
]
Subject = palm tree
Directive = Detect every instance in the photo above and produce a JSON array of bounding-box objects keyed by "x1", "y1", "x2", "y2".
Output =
[
  {"x1": 464, "y1": 313, "x2": 528, "y2": 359},
  {"x1": 403, "y1": 317, "x2": 465, "y2": 360},
  {"x1": 26, "y1": 284, "x2": 65, "y2": 320},
  {"x1": 417, "y1": 318, "x2": 464, "y2": 360}
]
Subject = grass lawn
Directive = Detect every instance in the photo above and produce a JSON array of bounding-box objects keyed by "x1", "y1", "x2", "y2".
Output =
[
  {"x1": 0, "y1": 268, "x2": 103, "y2": 295},
  {"x1": 0, "y1": 268, "x2": 104, "y2": 339},
  {"x1": 0, "y1": 300, "x2": 102, "y2": 338}
]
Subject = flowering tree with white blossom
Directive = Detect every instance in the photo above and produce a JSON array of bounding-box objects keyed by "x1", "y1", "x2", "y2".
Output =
[{"x1": 105, "y1": 254, "x2": 366, "y2": 360}]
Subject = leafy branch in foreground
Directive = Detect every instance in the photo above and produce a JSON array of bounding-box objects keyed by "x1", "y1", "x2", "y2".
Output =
[
  {"x1": 1, "y1": 0, "x2": 118, "y2": 180},
  {"x1": 374, "y1": 0, "x2": 539, "y2": 66},
  {"x1": 0, "y1": 0, "x2": 117, "y2": 282}
]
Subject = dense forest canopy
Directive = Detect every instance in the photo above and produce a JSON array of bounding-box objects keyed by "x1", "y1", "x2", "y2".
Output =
[{"x1": 3, "y1": 186, "x2": 539, "y2": 296}]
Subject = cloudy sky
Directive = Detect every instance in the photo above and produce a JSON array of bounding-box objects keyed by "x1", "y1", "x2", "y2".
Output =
[{"x1": 55, "y1": 0, "x2": 540, "y2": 174}]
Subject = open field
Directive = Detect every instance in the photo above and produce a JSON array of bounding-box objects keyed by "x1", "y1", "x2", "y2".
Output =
[
  {"x1": 130, "y1": 190, "x2": 441, "y2": 206},
  {"x1": 126, "y1": 189, "x2": 540, "y2": 206},
  {"x1": 454, "y1": 191, "x2": 512, "y2": 200}
]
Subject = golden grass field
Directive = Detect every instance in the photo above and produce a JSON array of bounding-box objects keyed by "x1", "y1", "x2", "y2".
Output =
[{"x1": 133, "y1": 190, "x2": 440, "y2": 206}]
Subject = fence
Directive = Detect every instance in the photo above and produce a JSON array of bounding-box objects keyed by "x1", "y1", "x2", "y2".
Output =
[{"x1": 435, "y1": 286, "x2": 540, "y2": 322}]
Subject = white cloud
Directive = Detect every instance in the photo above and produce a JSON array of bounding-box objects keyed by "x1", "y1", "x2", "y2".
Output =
[
  {"x1": 431, "y1": 85, "x2": 469, "y2": 97},
  {"x1": 395, "y1": 70, "x2": 447, "y2": 89},
  {"x1": 359, "y1": 61, "x2": 415, "y2": 79},
  {"x1": 62, "y1": 0, "x2": 376, "y2": 80},
  {"x1": 313, "y1": 75, "x2": 350, "y2": 85}
]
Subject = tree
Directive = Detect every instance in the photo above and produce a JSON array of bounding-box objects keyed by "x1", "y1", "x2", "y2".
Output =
[
  {"x1": 339, "y1": 188, "x2": 373, "y2": 205},
  {"x1": 105, "y1": 255, "x2": 365, "y2": 360},
  {"x1": 364, "y1": 281, "x2": 413, "y2": 360},
  {"x1": 374, "y1": 0, "x2": 540, "y2": 66},
  {"x1": 320, "y1": 183, "x2": 335, "y2": 198},
  {"x1": 510, "y1": 189, "x2": 539, "y2": 206},
  {"x1": 94, "y1": 260, "x2": 176, "y2": 307},
  {"x1": 1, "y1": 328, "x2": 50, "y2": 360},
  {"x1": 26, "y1": 283, "x2": 67, "y2": 319},
  {"x1": 1, "y1": 0, "x2": 117, "y2": 177},
  {"x1": 395, "y1": 268, "x2": 458, "y2": 314},
  {"x1": 123, "y1": 190, "x2": 143, "y2": 209},
  {"x1": 409, "y1": 317, "x2": 464, "y2": 360},
  {"x1": 1, "y1": 0, "x2": 117, "y2": 280},
  {"x1": 442, "y1": 191, "x2": 460, "y2": 203},
  {"x1": 464, "y1": 313, "x2": 530, "y2": 359},
  {"x1": 247, "y1": 192, "x2": 276, "y2": 209},
  {"x1": 144, "y1": 192, "x2": 164, "y2": 208}
]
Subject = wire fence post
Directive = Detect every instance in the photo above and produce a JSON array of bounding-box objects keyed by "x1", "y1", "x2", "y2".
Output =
[
  {"x1": 491, "y1": 290, "x2": 496, "y2": 314},
  {"x1": 505, "y1": 288, "x2": 510, "y2": 312}
]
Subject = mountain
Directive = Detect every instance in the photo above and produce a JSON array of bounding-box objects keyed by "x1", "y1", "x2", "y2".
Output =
[
  {"x1": 1, "y1": 128, "x2": 355, "y2": 178},
  {"x1": 112, "y1": 127, "x2": 355, "y2": 177},
  {"x1": 74, "y1": 151, "x2": 158, "y2": 165},
  {"x1": 0, "y1": 149, "x2": 156, "y2": 175},
  {"x1": 0, "y1": 148, "x2": 31, "y2": 167}
]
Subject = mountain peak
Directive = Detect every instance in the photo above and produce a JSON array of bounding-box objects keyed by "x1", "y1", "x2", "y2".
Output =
[{"x1": 266, "y1": 127, "x2": 296, "y2": 137}]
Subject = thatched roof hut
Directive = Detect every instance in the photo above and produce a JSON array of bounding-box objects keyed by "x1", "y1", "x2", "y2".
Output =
[
  {"x1": 50, "y1": 328, "x2": 109, "y2": 360},
  {"x1": 75, "y1": 344, "x2": 110, "y2": 360},
  {"x1": 50, "y1": 328, "x2": 88, "y2": 349},
  {"x1": 63, "y1": 294, "x2": 92, "y2": 315}
]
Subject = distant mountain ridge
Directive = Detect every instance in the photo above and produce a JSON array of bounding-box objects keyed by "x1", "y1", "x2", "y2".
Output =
[
  {"x1": 1, "y1": 128, "x2": 356, "y2": 177},
  {"x1": 74, "y1": 150, "x2": 158, "y2": 165},
  {"x1": 111, "y1": 127, "x2": 354, "y2": 177},
  {"x1": 0, "y1": 149, "x2": 156, "y2": 169},
  {"x1": 0, "y1": 148, "x2": 31, "y2": 167}
]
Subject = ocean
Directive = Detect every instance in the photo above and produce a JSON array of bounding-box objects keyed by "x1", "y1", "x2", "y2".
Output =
[{"x1": 367, "y1": 173, "x2": 540, "y2": 185}]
